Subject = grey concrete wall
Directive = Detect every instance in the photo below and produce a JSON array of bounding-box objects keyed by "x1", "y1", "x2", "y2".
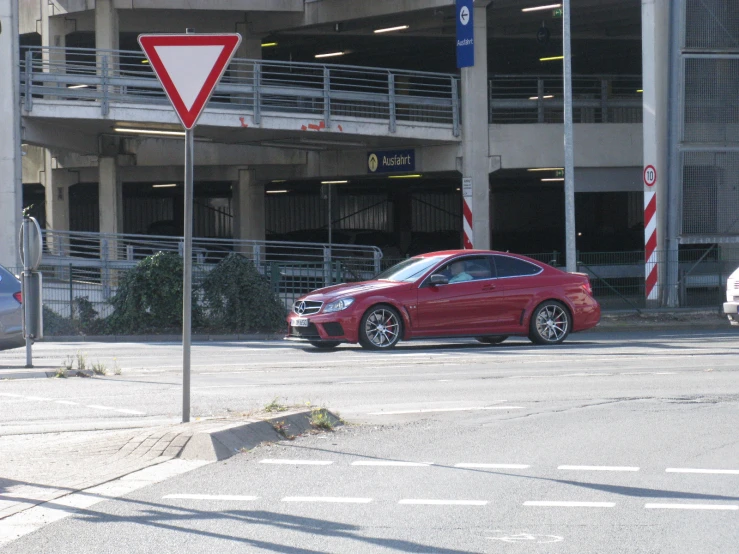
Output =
[{"x1": 490, "y1": 124, "x2": 643, "y2": 169}]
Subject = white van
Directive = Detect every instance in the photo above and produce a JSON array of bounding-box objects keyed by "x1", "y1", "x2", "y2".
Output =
[{"x1": 724, "y1": 267, "x2": 739, "y2": 326}]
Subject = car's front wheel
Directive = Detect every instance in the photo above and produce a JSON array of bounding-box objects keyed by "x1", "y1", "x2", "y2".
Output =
[
  {"x1": 476, "y1": 335, "x2": 508, "y2": 345},
  {"x1": 359, "y1": 305, "x2": 402, "y2": 350},
  {"x1": 309, "y1": 341, "x2": 340, "y2": 350},
  {"x1": 528, "y1": 301, "x2": 571, "y2": 345}
]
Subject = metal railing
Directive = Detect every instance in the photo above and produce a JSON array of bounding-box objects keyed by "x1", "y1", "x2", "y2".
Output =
[
  {"x1": 21, "y1": 46, "x2": 460, "y2": 135},
  {"x1": 489, "y1": 74, "x2": 643, "y2": 124}
]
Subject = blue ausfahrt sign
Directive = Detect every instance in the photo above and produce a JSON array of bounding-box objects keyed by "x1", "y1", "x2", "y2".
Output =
[
  {"x1": 367, "y1": 150, "x2": 415, "y2": 174},
  {"x1": 456, "y1": 0, "x2": 474, "y2": 68}
]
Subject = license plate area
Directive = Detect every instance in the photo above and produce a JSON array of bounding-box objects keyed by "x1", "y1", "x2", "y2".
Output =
[{"x1": 291, "y1": 318, "x2": 309, "y2": 327}]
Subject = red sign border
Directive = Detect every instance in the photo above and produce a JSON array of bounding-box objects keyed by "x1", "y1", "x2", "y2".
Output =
[
  {"x1": 138, "y1": 34, "x2": 241, "y2": 129},
  {"x1": 643, "y1": 164, "x2": 657, "y2": 187}
]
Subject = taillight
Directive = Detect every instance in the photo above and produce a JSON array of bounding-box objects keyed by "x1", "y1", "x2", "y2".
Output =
[
  {"x1": 13, "y1": 292, "x2": 22, "y2": 304},
  {"x1": 581, "y1": 280, "x2": 593, "y2": 295}
]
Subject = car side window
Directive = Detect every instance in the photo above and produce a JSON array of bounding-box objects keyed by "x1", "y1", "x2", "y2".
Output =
[
  {"x1": 432, "y1": 256, "x2": 493, "y2": 284},
  {"x1": 492, "y1": 255, "x2": 542, "y2": 278}
]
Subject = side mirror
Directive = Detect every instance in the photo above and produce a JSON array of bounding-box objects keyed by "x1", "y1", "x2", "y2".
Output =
[{"x1": 429, "y1": 274, "x2": 449, "y2": 286}]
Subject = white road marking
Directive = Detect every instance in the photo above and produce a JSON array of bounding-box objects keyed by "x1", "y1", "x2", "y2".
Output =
[
  {"x1": 24, "y1": 396, "x2": 52, "y2": 401},
  {"x1": 666, "y1": 468, "x2": 739, "y2": 475},
  {"x1": 54, "y1": 400, "x2": 79, "y2": 406},
  {"x1": 86, "y1": 405, "x2": 116, "y2": 411},
  {"x1": 259, "y1": 459, "x2": 333, "y2": 465},
  {"x1": 336, "y1": 381, "x2": 384, "y2": 385},
  {"x1": 114, "y1": 408, "x2": 147, "y2": 415},
  {"x1": 645, "y1": 503, "x2": 738, "y2": 511},
  {"x1": 524, "y1": 501, "x2": 615, "y2": 508},
  {"x1": 456, "y1": 463, "x2": 530, "y2": 469},
  {"x1": 351, "y1": 461, "x2": 431, "y2": 467},
  {"x1": 164, "y1": 494, "x2": 259, "y2": 501},
  {"x1": 558, "y1": 465, "x2": 640, "y2": 472},
  {"x1": 367, "y1": 406, "x2": 522, "y2": 415},
  {"x1": 0, "y1": 460, "x2": 209, "y2": 548},
  {"x1": 399, "y1": 499, "x2": 488, "y2": 506},
  {"x1": 282, "y1": 497, "x2": 372, "y2": 503}
]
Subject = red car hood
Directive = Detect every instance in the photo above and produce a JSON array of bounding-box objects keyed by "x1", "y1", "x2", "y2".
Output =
[{"x1": 302, "y1": 280, "x2": 411, "y2": 302}]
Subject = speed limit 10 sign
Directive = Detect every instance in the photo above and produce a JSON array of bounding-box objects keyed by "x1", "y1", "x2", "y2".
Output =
[{"x1": 644, "y1": 165, "x2": 657, "y2": 187}]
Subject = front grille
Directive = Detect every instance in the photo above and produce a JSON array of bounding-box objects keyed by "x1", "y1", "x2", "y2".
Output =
[
  {"x1": 289, "y1": 322, "x2": 320, "y2": 339},
  {"x1": 293, "y1": 300, "x2": 323, "y2": 315},
  {"x1": 322, "y1": 322, "x2": 345, "y2": 337}
]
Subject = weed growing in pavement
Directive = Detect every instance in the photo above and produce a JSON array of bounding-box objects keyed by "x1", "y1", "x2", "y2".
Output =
[
  {"x1": 62, "y1": 355, "x2": 74, "y2": 372},
  {"x1": 113, "y1": 358, "x2": 122, "y2": 375},
  {"x1": 92, "y1": 361, "x2": 107, "y2": 376},
  {"x1": 264, "y1": 397, "x2": 289, "y2": 413},
  {"x1": 271, "y1": 420, "x2": 293, "y2": 439},
  {"x1": 54, "y1": 366, "x2": 68, "y2": 378},
  {"x1": 309, "y1": 408, "x2": 334, "y2": 430},
  {"x1": 76, "y1": 351, "x2": 88, "y2": 371}
]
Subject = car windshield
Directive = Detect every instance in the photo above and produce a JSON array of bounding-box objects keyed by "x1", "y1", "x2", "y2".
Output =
[{"x1": 374, "y1": 256, "x2": 445, "y2": 282}]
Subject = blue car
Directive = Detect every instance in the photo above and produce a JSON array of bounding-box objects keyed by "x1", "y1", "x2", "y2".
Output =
[{"x1": 0, "y1": 265, "x2": 24, "y2": 351}]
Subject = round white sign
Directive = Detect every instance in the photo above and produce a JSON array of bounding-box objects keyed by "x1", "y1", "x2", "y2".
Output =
[{"x1": 460, "y1": 6, "x2": 470, "y2": 25}]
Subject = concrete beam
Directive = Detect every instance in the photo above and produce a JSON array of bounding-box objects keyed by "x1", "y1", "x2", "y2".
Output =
[
  {"x1": 21, "y1": 118, "x2": 99, "y2": 155},
  {"x1": 490, "y1": 124, "x2": 642, "y2": 169},
  {"x1": 303, "y1": 0, "x2": 453, "y2": 26},
  {"x1": 113, "y1": 0, "x2": 302, "y2": 12}
]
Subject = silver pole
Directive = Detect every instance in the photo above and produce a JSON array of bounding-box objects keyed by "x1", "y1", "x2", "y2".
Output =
[
  {"x1": 563, "y1": 0, "x2": 576, "y2": 272},
  {"x1": 22, "y1": 218, "x2": 32, "y2": 368},
  {"x1": 182, "y1": 128, "x2": 194, "y2": 423}
]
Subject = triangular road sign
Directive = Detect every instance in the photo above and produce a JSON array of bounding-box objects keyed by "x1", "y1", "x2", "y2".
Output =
[{"x1": 138, "y1": 33, "x2": 242, "y2": 129}]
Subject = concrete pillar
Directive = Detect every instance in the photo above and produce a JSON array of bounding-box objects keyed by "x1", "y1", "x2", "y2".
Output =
[
  {"x1": 641, "y1": 0, "x2": 671, "y2": 305},
  {"x1": 99, "y1": 157, "x2": 122, "y2": 236},
  {"x1": 460, "y1": 2, "x2": 491, "y2": 250},
  {"x1": 233, "y1": 169, "x2": 265, "y2": 244},
  {"x1": 232, "y1": 22, "x2": 262, "y2": 107},
  {"x1": 43, "y1": 151, "x2": 71, "y2": 237},
  {"x1": 41, "y1": 2, "x2": 66, "y2": 70},
  {"x1": 95, "y1": 0, "x2": 119, "y2": 81},
  {"x1": 0, "y1": 0, "x2": 22, "y2": 268}
]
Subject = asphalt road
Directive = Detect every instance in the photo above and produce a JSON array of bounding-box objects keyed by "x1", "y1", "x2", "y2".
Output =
[{"x1": 1, "y1": 329, "x2": 738, "y2": 552}]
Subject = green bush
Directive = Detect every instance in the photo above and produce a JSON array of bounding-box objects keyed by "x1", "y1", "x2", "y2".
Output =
[
  {"x1": 107, "y1": 252, "x2": 197, "y2": 333},
  {"x1": 43, "y1": 305, "x2": 76, "y2": 336},
  {"x1": 201, "y1": 253, "x2": 286, "y2": 333}
]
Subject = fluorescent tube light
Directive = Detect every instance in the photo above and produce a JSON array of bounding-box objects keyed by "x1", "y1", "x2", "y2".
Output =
[
  {"x1": 114, "y1": 127, "x2": 186, "y2": 137},
  {"x1": 522, "y1": 3, "x2": 562, "y2": 12},
  {"x1": 540, "y1": 55, "x2": 564, "y2": 62},
  {"x1": 374, "y1": 25, "x2": 409, "y2": 34},
  {"x1": 321, "y1": 180, "x2": 348, "y2": 184},
  {"x1": 266, "y1": 190, "x2": 288, "y2": 194},
  {"x1": 541, "y1": 178, "x2": 565, "y2": 182},
  {"x1": 68, "y1": 84, "x2": 89, "y2": 89},
  {"x1": 261, "y1": 42, "x2": 278, "y2": 48},
  {"x1": 527, "y1": 167, "x2": 564, "y2": 172},
  {"x1": 637, "y1": 89, "x2": 643, "y2": 93},
  {"x1": 529, "y1": 95, "x2": 554, "y2": 100},
  {"x1": 152, "y1": 183, "x2": 177, "y2": 188},
  {"x1": 388, "y1": 174, "x2": 422, "y2": 179},
  {"x1": 315, "y1": 51, "x2": 345, "y2": 59},
  {"x1": 141, "y1": 59, "x2": 149, "y2": 64}
]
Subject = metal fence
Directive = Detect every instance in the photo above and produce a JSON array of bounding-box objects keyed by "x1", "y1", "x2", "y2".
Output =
[
  {"x1": 21, "y1": 46, "x2": 460, "y2": 135},
  {"x1": 488, "y1": 74, "x2": 643, "y2": 124}
]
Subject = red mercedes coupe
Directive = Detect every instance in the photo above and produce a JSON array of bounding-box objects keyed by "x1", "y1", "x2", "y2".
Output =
[{"x1": 286, "y1": 250, "x2": 600, "y2": 350}]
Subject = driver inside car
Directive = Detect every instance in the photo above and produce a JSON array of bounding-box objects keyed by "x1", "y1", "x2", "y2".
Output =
[{"x1": 449, "y1": 260, "x2": 473, "y2": 283}]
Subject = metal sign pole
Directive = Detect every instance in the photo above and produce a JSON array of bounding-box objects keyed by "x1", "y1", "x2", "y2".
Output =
[
  {"x1": 563, "y1": 0, "x2": 577, "y2": 273},
  {"x1": 182, "y1": 127, "x2": 194, "y2": 423},
  {"x1": 22, "y1": 217, "x2": 32, "y2": 368}
]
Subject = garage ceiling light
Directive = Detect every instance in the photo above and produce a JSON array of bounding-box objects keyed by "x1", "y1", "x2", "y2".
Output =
[
  {"x1": 266, "y1": 190, "x2": 288, "y2": 194},
  {"x1": 527, "y1": 167, "x2": 564, "y2": 172},
  {"x1": 261, "y1": 42, "x2": 278, "y2": 48},
  {"x1": 541, "y1": 177, "x2": 565, "y2": 182},
  {"x1": 67, "y1": 84, "x2": 89, "y2": 89},
  {"x1": 114, "y1": 127, "x2": 186, "y2": 137},
  {"x1": 374, "y1": 25, "x2": 409, "y2": 34},
  {"x1": 522, "y1": 3, "x2": 562, "y2": 12},
  {"x1": 321, "y1": 180, "x2": 348, "y2": 184},
  {"x1": 529, "y1": 95, "x2": 554, "y2": 100},
  {"x1": 637, "y1": 89, "x2": 643, "y2": 93},
  {"x1": 141, "y1": 59, "x2": 149, "y2": 64},
  {"x1": 540, "y1": 55, "x2": 564, "y2": 62},
  {"x1": 315, "y1": 51, "x2": 345, "y2": 59},
  {"x1": 388, "y1": 174, "x2": 422, "y2": 179},
  {"x1": 152, "y1": 183, "x2": 177, "y2": 188}
]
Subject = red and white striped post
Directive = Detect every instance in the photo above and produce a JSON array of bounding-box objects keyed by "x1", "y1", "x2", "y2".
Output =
[
  {"x1": 643, "y1": 165, "x2": 658, "y2": 301},
  {"x1": 462, "y1": 177, "x2": 473, "y2": 249}
]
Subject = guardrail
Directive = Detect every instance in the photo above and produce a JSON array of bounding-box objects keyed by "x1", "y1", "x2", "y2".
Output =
[
  {"x1": 21, "y1": 46, "x2": 460, "y2": 135},
  {"x1": 489, "y1": 74, "x2": 643, "y2": 124}
]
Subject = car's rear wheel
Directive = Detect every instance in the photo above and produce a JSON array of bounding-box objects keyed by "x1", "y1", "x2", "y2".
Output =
[
  {"x1": 309, "y1": 341, "x2": 340, "y2": 350},
  {"x1": 528, "y1": 301, "x2": 571, "y2": 345},
  {"x1": 476, "y1": 335, "x2": 508, "y2": 345},
  {"x1": 359, "y1": 305, "x2": 402, "y2": 350}
]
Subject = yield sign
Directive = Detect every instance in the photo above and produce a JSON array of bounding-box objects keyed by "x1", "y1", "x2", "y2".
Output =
[{"x1": 138, "y1": 33, "x2": 241, "y2": 129}]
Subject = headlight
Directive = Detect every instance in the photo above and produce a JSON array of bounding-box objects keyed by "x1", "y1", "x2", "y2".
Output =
[{"x1": 324, "y1": 298, "x2": 355, "y2": 313}]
